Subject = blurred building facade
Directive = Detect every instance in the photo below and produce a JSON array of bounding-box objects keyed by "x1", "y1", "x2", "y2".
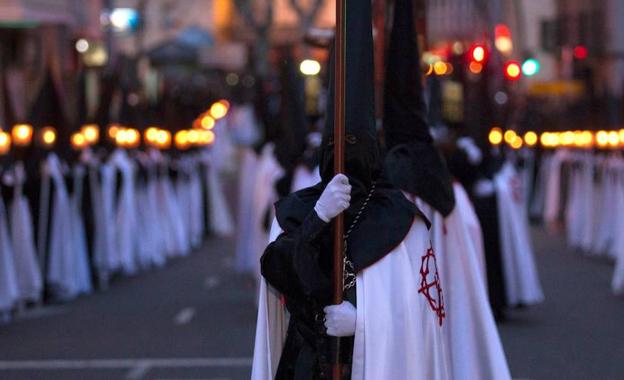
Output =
[{"x1": 0, "y1": 0, "x2": 102, "y2": 130}]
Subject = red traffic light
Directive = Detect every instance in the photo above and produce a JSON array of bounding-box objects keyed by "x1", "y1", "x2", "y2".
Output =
[
  {"x1": 574, "y1": 45, "x2": 588, "y2": 60},
  {"x1": 504, "y1": 61, "x2": 522, "y2": 81},
  {"x1": 469, "y1": 44, "x2": 487, "y2": 63}
]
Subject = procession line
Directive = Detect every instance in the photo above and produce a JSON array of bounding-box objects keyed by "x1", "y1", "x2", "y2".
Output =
[{"x1": 0, "y1": 357, "x2": 252, "y2": 370}]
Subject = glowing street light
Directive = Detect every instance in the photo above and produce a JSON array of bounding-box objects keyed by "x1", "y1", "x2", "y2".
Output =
[
  {"x1": 524, "y1": 131, "x2": 538, "y2": 146},
  {"x1": 81, "y1": 124, "x2": 100, "y2": 145},
  {"x1": 12, "y1": 124, "x2": 33, "y2": 147},
  {"x1": 489, "y1": 127, "x2": 503, "y2": 145},
  {"x1": 0, "y1": 131, "x2": 11, "y2": 155},
  {"x1": 40, "y1": 126, "x2": 57, "y2": 147},
  {"x1": 300, "y1": 59, "x2": 321, "y2": 76}
]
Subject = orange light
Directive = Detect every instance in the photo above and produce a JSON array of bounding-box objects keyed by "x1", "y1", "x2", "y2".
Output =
[
  {"x1": 157, "y1": 130, "x2": 171, "y2": 149},
  {"x1": 469, "y1": 62, "x2": 483, "y2": 74},
  {"x1": 0, "y1": 131, "x2": 11, "y2": 155},
  {"x1": 510, "y1": 136, "x2": 523, "y2": 150},
  {"x1": 12, "y1": 124, "x2": 33, "y2": 147},
  {"x1": 489, "y1": 127, "x2": 503, "y2": 145},
  {"x1": 175, "y1": 130, "x2": 190, "y2": 150},
  {"x1": 581, "y1": 131, "x2": 594, "y2": 148},
  {"x1": 433, "y1": 61, "x2": 448, "y2": 76},
  {"x1": 199, "y1": 130, "x2": 216, "y2": 145},
  {"x1": 210, "y1": 101, "x2": 229, "y2": 120},
  {"x1": 200, "y1": 114, "x2": 216, "y2": 130},
  {"x1": 187, "y1": 129, "x2": 200, "y2": 145},
  {"x1": 115, "y1": 128, "x2": 127, "y2": 147},
  {"x1": 425, "y1": 63, "x2": 433, "y2": 76},
  {"x1": 108, "y1": 124, "x2": 121, "y2": 140},
  {"x1": 144, "y1": 127, "x2": 159, "y2": 145},
  {"x1": 596, "y1": 130, "x2": 609, "y2": 147},
  {"x1": 540, "y1": 132, "x2": 560, "y2": 148},
  {"x1": 40, "y1": 126, "x2": 57, "y2": 147},
  {"x1": 125, "y1": 128, "x2": 140, "y2": 149},
  {"x1": 71, "y1": 132, "x2": 87, "y2": 150},
  {"x1": 81, "y1": 124, "x2": 100, "y2": 145},
  {"x1": 608, "y1": 131, "x2": 619, "y2": 147},
  {"x1": 561, "y1": 131, "x2": 575, "y2": 147},
  {"x1": 524, "y1": 131, "x2": 538, "y2": 147},
  {"x1": 504, "y1": 130, "x2": 517, "y2": 145}
]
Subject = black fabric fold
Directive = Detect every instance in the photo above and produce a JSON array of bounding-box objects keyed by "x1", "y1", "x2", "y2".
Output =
[{"x1": 382, "y1": 0, "x2": 455, "y2": 216}]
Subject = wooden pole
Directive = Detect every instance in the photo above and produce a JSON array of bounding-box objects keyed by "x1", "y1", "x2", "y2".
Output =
[
  {"x1": 373, "y1": 0, "x2": 386, "y2": 120},
  {"x1": 332, "y1": 0, "x2": 346, "y2": 378}
]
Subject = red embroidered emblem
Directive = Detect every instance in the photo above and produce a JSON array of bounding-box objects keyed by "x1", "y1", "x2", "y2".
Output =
[{"x1": 418, "y1": 246, "x2": 446, "y2": 326}]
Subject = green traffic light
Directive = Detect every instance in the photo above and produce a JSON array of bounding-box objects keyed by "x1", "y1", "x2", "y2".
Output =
[{"x1": 522, "y1": 58, "x2": 540, "y2": 76}]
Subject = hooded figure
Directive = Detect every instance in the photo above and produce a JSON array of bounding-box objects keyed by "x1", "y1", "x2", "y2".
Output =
[
  {"x1": 382, "y1": 1, "x2": 511, "y2": 379},
  {"x1": 251, "y1": 1, "x2": 449, "y2": 378},
  {"x1": 383, "y1": 3, "x2": 454, "y2": 217}
]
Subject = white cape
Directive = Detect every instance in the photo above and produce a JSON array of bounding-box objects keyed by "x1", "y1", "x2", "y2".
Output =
[
  {"x1": 291, "y1": 165, "x2": 321, "y2": 192},
  {"x1": 46, "y1": 155, "x2": 91, "y2": 299},
  {"x1": 9, "y1": 162, "x2": 43, "y2": 303},
  {"x1": 205, "y1": 154, "x2": 234, "y2": 237},
  {"x1": 252, "y1": 218, "x2": 450, "y2": 379},
  {"x1": 0, "y1": 187, "x2": 18, "y2": 312},
  {"x1": 411, "y1": 184, "x2": 511, "y2": 380},
  {"x1": 495, "y1": 162, "x2": 544, "y2": 306}
]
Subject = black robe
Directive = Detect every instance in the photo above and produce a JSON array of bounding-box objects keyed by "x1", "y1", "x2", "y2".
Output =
[{"x1": 260, "y1": 180, "x2": 423, "y2": 379}]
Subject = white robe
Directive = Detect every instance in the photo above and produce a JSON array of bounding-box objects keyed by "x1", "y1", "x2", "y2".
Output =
[
  {"x1": 235, "y1": 145, "x2": 283, "y2": 277},
  {"x1": 46, "y1": 155, "x2": 90, "y2": 299},
  {"x1": 93, "y1": 161, "x2": 118, "y2": 279},
  {"x1": 495, "y1": 162, "x2": 545, "y2": 306},
  {"x1": 591, "y1": 156, "x2": 615, "y2": 255},
  {"x1": 157, "y1": 164, "x2": 189, "y2": 257},
  {"x1": 204, "y1": 152, "x2": 234, "y2": 237},
  {"x1": 0, "y1": 186, "x2": 18, "y2": 313},
  {"x1": 109, "y1": 150, "x2": 139, "y2": 274},
  {"x1": 69, "y1": 165, "x2": 93, "y2": 295},
  {"x1": 252, "y1": 219, "x2": 450, "y2": 380},
  {"x1": 410, "y1": 184, "x2": 511, "y2": 380},
  {"x1": 543, "y1": 149, "x2": 569, "y2": 226},
  {"x1": 188, "y1": 159, "x2": 205, "y2": 247},
  {"x1": 290, "y1": 165, "x2": 321, "y2": 192},
  {"x1": 9, "y1": 162, "x2": 43, "y2": 303},
  {"x1": 136, "y1": 164, "x2": 166, "y2": 268},
  {"x1": 234, "y1": 148, "x2": 260, "y2": 273}
]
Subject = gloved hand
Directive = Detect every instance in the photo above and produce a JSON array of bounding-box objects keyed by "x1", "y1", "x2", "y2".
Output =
[
  {"x1": 473, "y1": 179, "x2": 495, "y2": 197},
  {"x1": 324, "y1": 301, "x2": 357, "y2": 337},
  {"x1": 456, "y1": 137, "x2": 483, "y2": 165},
  {"x1": 314, "y1": 174, "x2": 351, "y2": 222}
]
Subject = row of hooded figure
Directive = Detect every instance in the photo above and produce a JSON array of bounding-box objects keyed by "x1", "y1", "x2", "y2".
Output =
[
  {"x1": 0, "y1": 146, "x2": 234, "y2": 323},
  {"x1": 533, "y1": 148, "x2": 624, "y2": 294}
]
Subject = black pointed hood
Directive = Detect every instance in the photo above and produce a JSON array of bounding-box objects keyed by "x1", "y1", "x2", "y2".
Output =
[
  {"x1": 318, "y1": 0, "x2": 380, "y2": 192},
  {"x1": 383, "y1": 0, "x2": 455, "y2": 216},
  {"x1": 273, "y1": 0, "x2": 427, "y2": 274},
  {"x1": 383, "y1": 0, "x2": 432, "y2": 148}
]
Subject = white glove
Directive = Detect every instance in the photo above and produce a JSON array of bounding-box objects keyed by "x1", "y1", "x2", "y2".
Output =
[
  {"x1": 456, "y1": 137, "x2": 483, "y2": 165},
  {"x1": 314, "y1": 174, "x2": 351, "y2": 222},
  {"x1": 473, "y1": 179, "x2": 495, "y2": 197},
  {"x1": 324, "y1": 301, "x2": 356, "y2": 337}
]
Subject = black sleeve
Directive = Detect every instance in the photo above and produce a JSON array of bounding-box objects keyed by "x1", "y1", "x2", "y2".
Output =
[{"x1": 260, "y1": 210, "x2": 332, "y2": 302}]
